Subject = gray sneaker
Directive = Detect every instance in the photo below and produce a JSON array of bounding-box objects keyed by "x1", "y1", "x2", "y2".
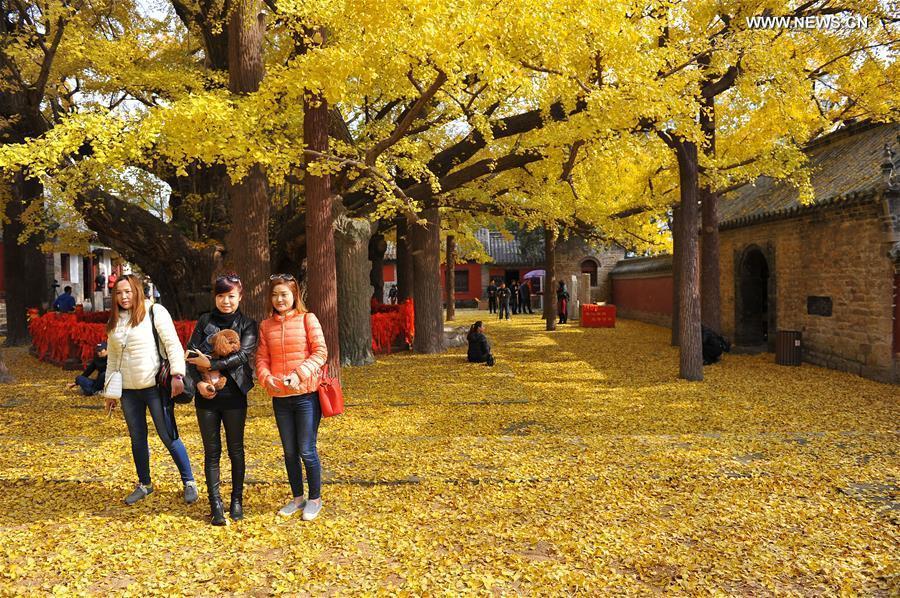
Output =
[
  {"x1": 301, "y1": 499, "x2": 322, "y2": 521},
  {"x1": 278, "y1": 497, "x2": 306, "y2": 517},
  {"x1": 184, "y1": 481, "x2": 199, "y2": 504},
  {"x1": 124, "y1": 483, "x2": 153, "y2": 505}
]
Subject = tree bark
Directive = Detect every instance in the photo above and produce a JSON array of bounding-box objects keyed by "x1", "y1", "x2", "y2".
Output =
[
  {"x1": 225, "y1": 0, "x2": 270, "y2": 322},
  {"x1": 411, "y1": 207, "x2": 443, "y2": 353},
  {"x1": 3, "y1": 173, "x2": 48, "y2": 346},
  {"x1": 699, "y1": 97, "x2": 722, "y2": 333},
  {"x1": 673, "y1": 140, "x2": 703, "y2": 381},
  {"x1": 304, "y1": 93, "x2": 341, "y2": 377},
  {"x1": 368, "y1": 231, "x2": 387, "y2": 302},
  {"x1": 224, "y1": 167, "x2": 270, "y2": 322},
  {"x1": 445, "y1": 234, "x2": 456, "y2": 321},
  {"x1": 670, "y1": 205, "x2": 681, "y2": 347},
  {"x1": 396, "y1": 218, "x2": 414, "y2": 301},
  {"x1": 76, "y1": 189, "x2": 221, "y2": 319},
  {"x1": 335, "y1": 213, "x2": 375, "y2": 366},
  {"x1": 544, "y1": 225, "x2": 557, "y2": 331},
  {"x1": 700, "y1": 187, "x2": 721, "y2": 333}
]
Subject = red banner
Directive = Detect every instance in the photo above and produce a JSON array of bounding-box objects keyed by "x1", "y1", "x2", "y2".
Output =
[{"x1": 581, "y1": 304, "x2": 616, "y2": 328}]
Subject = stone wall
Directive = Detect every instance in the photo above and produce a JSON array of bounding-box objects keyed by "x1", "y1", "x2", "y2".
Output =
[
  {"x1": 555, "y1": 236, "x2": 625, "y2": 303},
  {"x1": 720, "y1": 198, "x2": 897, "y2": 382}
]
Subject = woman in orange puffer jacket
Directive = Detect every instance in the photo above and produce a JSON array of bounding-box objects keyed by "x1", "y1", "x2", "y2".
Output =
[{"x1": 256, "y1": 274, "x2": 328, "y2": 521}]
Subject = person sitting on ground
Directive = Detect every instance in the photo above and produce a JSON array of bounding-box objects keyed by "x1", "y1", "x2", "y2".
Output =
[
  {"x1": 702, "y1": 325, "x2": 731, "y2": 365},
  {"x1": 53, "y1": 285, "x2": 76, "y2": 312},
  {"x1": 467, "y1": 321, "x2": 495, "y2": 366},
  {"x1": 68, "y1": 342, "x2": 108, "y2": 396}
]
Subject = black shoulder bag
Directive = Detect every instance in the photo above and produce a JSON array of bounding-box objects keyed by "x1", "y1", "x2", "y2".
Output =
[{"x1": 149, "y1": 304, "x2": 194, "y2": 404}]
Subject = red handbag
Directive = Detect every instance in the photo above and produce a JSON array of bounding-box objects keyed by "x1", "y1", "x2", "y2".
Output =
[
  {"x1": 317, "y1": 365, "x2": 344, "y2": 417},
  {"x1": 303, "y1": 313, "x2": 344, "y2": 417}
]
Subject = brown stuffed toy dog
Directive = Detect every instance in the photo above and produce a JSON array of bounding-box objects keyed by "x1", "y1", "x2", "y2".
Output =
[{"x1": 196, "y1": 329, "x2": 241, "y2": 396}]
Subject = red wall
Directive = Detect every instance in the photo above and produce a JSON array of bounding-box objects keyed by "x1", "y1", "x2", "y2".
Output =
[
  {"x1": 440, "y1": 263, "x2": 482, "y2": 301},
  {"x1": 611, "y1": 275, "x2": 673, "y2": 316},
  {"x1": 383, "y1": 264, "x2": 396, "y2": 283}
]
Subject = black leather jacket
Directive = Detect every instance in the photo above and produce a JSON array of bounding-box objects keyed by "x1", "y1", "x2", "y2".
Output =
[{"x1": 186, "y1": 310, "x2": 259, "y2": 395}]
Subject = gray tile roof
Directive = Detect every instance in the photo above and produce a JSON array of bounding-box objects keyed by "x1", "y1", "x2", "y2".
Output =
[
  {"x1": 385, "y1": 228, "x2": 544, "y2": 265},
  {"x1": 610, "y1": 254, "x2": 673, "y2": 277},
  {"x1": 474, "y1": 229, "x2": 543, "y2": 266},
  {"x1": 719, "y1": 121, "x2": 897, "y2": 229}
]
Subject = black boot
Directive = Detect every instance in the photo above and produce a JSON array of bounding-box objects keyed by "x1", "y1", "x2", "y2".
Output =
[
  {"x1": 229, "y1": 494, "x2": 243, "y2": 521},
  {"x1": 210, "y1": 497, "x2": 226, "y2": 526}
]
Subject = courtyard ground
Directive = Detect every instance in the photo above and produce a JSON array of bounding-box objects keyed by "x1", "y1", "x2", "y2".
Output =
[{"x1": 0, "y1": 313, "x2": 897, "y2": 595}]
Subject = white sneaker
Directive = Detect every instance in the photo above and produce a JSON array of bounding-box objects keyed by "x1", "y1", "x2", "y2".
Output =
[
  {"x1": 301, "y1": 499, "x2": 322, "y2": 521},
  {"x1": 278, "y1": 497, "x2": 306, "y2": 517}
]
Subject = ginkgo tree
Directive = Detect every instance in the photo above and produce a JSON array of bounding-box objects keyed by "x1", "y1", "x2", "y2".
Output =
[{"x1": 1, "y1": 0, "x2": 896, "y2": 380}]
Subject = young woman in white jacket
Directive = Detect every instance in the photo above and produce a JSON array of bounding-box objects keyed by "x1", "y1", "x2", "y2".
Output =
[{"x1": 103, "y1": 274, "x2": 198, "y2": 505}]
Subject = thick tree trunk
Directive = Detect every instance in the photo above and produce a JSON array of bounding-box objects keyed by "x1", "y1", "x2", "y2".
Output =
[
  {"x1": 368, "y1": 231, "x2": 387, "y2": 302},
  {"x1": 148, "y1": 248, "x2": 221, "y2": 318},
  {"x1": 304, "y1": 93, "x2": 341, "y2": 377},
  {"x1": 225, "y1": 0, "x2": 270, "y2": 322},
  {"x1": 674, "y1": 140, "x2": 703, "y2": 381},
  {"x1": 544, "y1": 225, "x2": 557, "y2": 332},
  {"x1": 227, "y1": 1, "x2": 265, "y2": 95},
  {"x1": 670, "y1": 205, "x2": 681, "y2": 347},
  {"x1": 700, "y1": 187, "x2": 721, "y2": 333},
  {"x1": 411, "y1": 207, "x2": 443, "y2": 353},
  {"x1": 335, "y1": 214, "x2": 375, "y2": 366},
  {"x1": 76, "y1": 189, "x2": 221, "y2": 319},
  {"x1": 3, "y1": 174, "x2": 48, "y2": 346},
  {"x1": 445, "y1": 234, "x2": 456, "y2": 321},
  {"x1": 396, "y1": 218, "x2": 414, "y2": 302},
  {"x1": 225, "y1": 167, "x2": 270, "y2": 321},
  {"x1": 699, "y1": 98, "x2": 721, "y2": 333}
]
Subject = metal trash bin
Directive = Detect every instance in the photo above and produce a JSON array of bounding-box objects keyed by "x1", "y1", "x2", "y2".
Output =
[{"x1": 776, "y1": 330, "x2": 802, "y2": 366}]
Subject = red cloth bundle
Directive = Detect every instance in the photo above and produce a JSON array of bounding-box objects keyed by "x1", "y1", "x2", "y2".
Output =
[{"x1": 28, "y1": 310, "x2": 198, "y2": 367}]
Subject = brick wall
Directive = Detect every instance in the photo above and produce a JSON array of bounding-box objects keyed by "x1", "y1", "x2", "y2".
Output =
[
  {"x1": 720, "y1": 199, "x2": 897, "y2": 382},
  {"x1": 555, "y1": 237, "x2": 625, "y2": 303},
  {"x1": 611, "y1": 275, "x2": 673, "y2": 327}
]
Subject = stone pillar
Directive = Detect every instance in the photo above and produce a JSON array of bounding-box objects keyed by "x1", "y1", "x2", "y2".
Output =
[
  {"x1": 569, "y1": 274, "x2": 579, "y2": 320},
  {"x1": 578, "y1": 272, "x2": 591, "y2": 311}
]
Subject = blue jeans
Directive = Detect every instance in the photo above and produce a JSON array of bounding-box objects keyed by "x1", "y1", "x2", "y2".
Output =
[
  {"x1": 75, "y1": 375, "x2": 101, "y2": 396},
  {"x1": 121, "y1": 387, "x2": 195, "y2": 485},
  {"x1": 273, "y1": 393, "x2": 322, "y2": 500}
]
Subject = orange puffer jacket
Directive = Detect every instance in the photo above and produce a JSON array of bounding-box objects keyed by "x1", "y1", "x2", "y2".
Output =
[{"x1": 256, "y1": 310, "x2": 328, "y2": 397}]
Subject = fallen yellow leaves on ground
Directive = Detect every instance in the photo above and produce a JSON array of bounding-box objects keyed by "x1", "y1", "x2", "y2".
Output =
[{"x1": 0, "y1": 314, "x2": 897, "y2": 595}]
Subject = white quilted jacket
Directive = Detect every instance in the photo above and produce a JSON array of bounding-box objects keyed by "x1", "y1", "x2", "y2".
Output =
[{"x1": 106, "y1": 301, "x2": 186, "y2": 391}]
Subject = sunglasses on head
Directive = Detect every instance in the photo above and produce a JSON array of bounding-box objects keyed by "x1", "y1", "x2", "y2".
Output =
[
  {"x1": 216, "y1": 273, "x2": 241, "y2": 283},
  {"x1": 270, "y1": 273, "x2": 296, "y2": 281}
]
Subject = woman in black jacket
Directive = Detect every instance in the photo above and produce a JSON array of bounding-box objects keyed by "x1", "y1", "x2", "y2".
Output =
[
  {"x1": 467, "y1": 321, "x2": 495, "y2": 366},
  {"x1": 186, "y1": 274, "x2": 258, "y2": 526}
]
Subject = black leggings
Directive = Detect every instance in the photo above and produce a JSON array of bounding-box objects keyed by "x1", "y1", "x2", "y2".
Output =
[{"x1": 195, "y1": 407, "x2": 247, "y2": 501}]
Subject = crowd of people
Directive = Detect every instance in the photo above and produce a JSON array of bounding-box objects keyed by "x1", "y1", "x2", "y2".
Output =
[{"x1": 485, "y1": 278, "x2": 569, "y2": 325}]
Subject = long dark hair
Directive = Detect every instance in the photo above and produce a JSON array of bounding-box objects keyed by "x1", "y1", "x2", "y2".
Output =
[{"x1": 467, "y1": 321, "x2": 483, "y2": 342}]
